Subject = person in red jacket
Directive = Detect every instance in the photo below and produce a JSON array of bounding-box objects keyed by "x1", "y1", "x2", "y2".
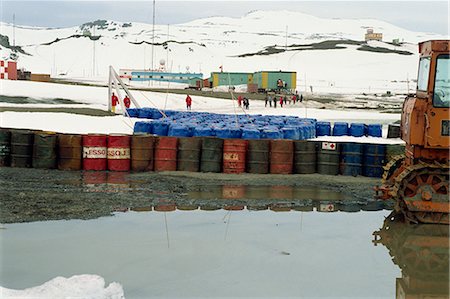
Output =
[
  {"x1": 186, "y1": 95, "x2": 192, "y2": 110},
  {"x1": 279, "y1": 96, "x2": 283, "y2": 108},
  {"x1": 237, "y1": 95, "x2": 243, "y2": 107},
  {"x1": 124, "y1": 95, "x2": 131, "y2": 108},
  {"x1": 111, "y1": 92, "x2": 119, "y2": 113}
]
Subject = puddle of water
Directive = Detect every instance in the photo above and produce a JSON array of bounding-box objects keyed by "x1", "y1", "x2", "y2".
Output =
[{"x1": 1, "y1": 210, "x2": 447, "y2": 298}]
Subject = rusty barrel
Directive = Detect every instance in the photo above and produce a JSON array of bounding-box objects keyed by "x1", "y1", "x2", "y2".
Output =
[
  {"x1": 58, "y1": 134, "x2": 82, "y2": 170},
  {"x1": 177, "y1": 137, "x2": 201, "y2": 172},
  {"x1": 0, "y1": 129, "x2": 11, "y2": 166},
  {"x1": 10, "y1": 130, "x2": 34, "y2": 168},
  {"x1": 246, "y1": 139, "x2": 269, "y2": 174},
  {"x1": 33, "y1": 132, "x2": 57, "y2": 169},
  {"x1": 270, "y1": 139, "x2": 294, "y2": 174},
  {"x1": 200, "y1": 137, "x2": 223, "y2": 173},
  {"x1": 131, "y1": 134, "x2": 155, "y2": 171},
  {"x1": 223, "y1": 139, "x2": 247, "y2": 174},
  {"x1": 154, "y1": 136, "x2": 178, "y2": 171},
  {"x1": 83, "y1": 134, "x2": 107, "y2": 171},
  {"x1": 107, "y1": 134, "x2": 131, "y2": 171},
  {"x1": 294, "y1": 141, "x2": 317, "y2": 174}
]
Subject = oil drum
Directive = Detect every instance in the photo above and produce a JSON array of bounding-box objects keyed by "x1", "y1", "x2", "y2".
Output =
[
  {"x1": 363, "y1": 143, "x2": 386, "y2": 178},
  {"x1": 131, "y1": 134, "x2": 155, "y2": 171},
  {"x1": 58, "y1": 134, "x2": 82, "y2": 170},
  {"x1": 177, "y1": 137, "x2": 201, "y2": 172},
  {"x1": 107, "y1": 134, "x2": 131, "y2": 171},
  {"x1": 154, "y1": 136, "x2": 178, "y2": 171},
  {"x1": 294, "y1": 140, "x2": 317, "y2": 174},
  {"x1": 200, "y1": 137, "x2": 223, "y2": 173},
  {"x1": 246, "y1": 139, "x2": 269, "y2": 174},
  {"x1": 33, "y1": 132, "x2": 57, "y2": 169},
  {"x1": 340, "y1": 142, "x2": 363, "y2": 176},
  {"x1": 10, "y1": 129, "x2": 34, "y2": 168},
  {"x1": 83, "y1": 134, "x2": 107, "y2": 171},
  {"x1": 0, "y1": 128, "x2": 11, "y2": 166},
  {"x1": 223, "y1": 139, "x2": 247, "y2": 174},
  {"x1": 270, "y1": 139, "x2": 293, "y2": 174},
  {"x1": 317, "y1": 142, "x2": 341, "y2": 175}
]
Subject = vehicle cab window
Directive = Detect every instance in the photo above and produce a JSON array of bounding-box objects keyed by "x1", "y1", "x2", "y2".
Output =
[
  {"x1": 433, "y1": 54, "x2": 450, "y2": 108},
  {"x1": 417, "y1": 57, "x2": 430, "y2": 91}
]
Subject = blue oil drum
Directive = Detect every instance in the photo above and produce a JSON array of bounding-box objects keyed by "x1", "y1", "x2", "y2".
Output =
[
  {"x1": 168, "y1": 124, "x2": 191, "y2": 137},
  {"x1": 152, "y1": 121, "x2": 169, "y2": 136},
  {"x1": 214, "y1": 127, "x2": 242, "y2": 139},
  {"x1": 316, "y1": 122, "x2": 331, "y2": 136},
  {"x1": 262, "y1": 129, "x2": 282, "y2": 139},
  {"x1": 282, "y1": 127, "x2": 299, "y2": 140},
  {"x1": 340, "y1": 142, "x2": 363, "y2": 176},
  {"x1": 133, "y1": 121, "x2": 152, "y2": 134},
  {"x1": 297, "y1": 126, "x2": 306, "y2": 140},
  {"x1": 367, "y1": 124, "x2": 382, "y2": 137},
  {"x1": 193, "y1": 127, "x2": 214, "y2": 137},
  {"x1": 363, "y1": 144, "x2": 386, "y2": 177},
  {"x1": 138, "y1": 108, "x2": 153, "y2": 119},
  {"x1": 332, "y1": 122, "x2": 348, "y2": 136},
  {"x1": 349, "y1": 123, "x2": 365, "y2": 137},
  {"x1": 242, "y1": 129, "x2": 261, "y2": 139},
  {"x1": 126, "y1": 108, "x2": 140, "y2": 118}
]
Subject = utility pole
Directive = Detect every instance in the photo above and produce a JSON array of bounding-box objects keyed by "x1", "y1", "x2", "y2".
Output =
[
  {"x1": 151, "y1": 0, "x2": 155, "y2": 71},
  {"x1": 93, "y1": 26, "x2": 96, "y2": 77},
  {"x1": 13, "y1": 13, "x2": 15, "y2": 48}
]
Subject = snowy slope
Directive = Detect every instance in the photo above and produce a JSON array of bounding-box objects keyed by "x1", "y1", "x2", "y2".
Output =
[{"x1": 0, "y1": 10, "x2": 446, "y2": 94}]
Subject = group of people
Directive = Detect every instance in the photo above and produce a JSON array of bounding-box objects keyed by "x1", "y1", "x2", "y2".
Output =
[
  {"x1": 111, "y1": 92, "x2": 131, "y2": 113},
  {"x1": 237, "y1": 96, "x2": 250, "y2": 110},
  {"x1": 265, "y1": 91, "x2": 303, "y2": 108}
]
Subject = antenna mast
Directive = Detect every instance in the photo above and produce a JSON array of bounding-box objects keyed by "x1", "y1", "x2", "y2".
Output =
[
  {"x1": 13, "y1": 13, "x2": 16, "y2": 48},
  {"x1": 151, "y1": 0, "x2": 156, "y2": 72}
]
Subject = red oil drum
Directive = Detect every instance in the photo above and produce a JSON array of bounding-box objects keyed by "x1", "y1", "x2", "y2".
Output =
[
  {"x1": 83, "y1": 134, "x2": 107, "y2": 170},
  {"x1": 270, "y1": 140, "x2": 294, "y2": 174},
  {"x1": 223, "y1": 139, "x2": 247, "y2": 174},
  {"x1": 107, "y1": 134, "x2": 131, "y2": 171},
  {"x1": 154, "y1": 136, "x2": 178, "y2": 171}
]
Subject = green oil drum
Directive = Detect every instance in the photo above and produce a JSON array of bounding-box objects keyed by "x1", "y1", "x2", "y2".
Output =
[
  {"x1": 317, "y1": 141, "x2": 341, "y2": 175},
  {"x1": 246, "y1": 139, "x2": 269, "y2": 174},
  {"x1": 0, "y1": 129, "x2": 11, "y2": 166},
  {"x1": 11, "y1": 130, "x2": 34, "y2": 168},
  {"x1": 294, "y1": 141, "x2": 317, "y2": 174},
  {"x1": 177, "y1": 137, "x2": 202, "y2": 172},
  {"x1": 200, "y1": 137, "x2": 223, "y2": 173},
  {"x1": 33, "y1": 132, "x2": 57, "y2": 169}
]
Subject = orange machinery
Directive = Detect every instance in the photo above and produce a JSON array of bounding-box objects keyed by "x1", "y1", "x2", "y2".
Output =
[{"x1": 377, "y1": 40, "x2": 449, "y2": 224}]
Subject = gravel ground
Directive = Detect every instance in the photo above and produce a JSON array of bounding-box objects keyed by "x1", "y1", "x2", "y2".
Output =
[{"x1": 0, "y1": 167, "x2": 388, "y2": 223}]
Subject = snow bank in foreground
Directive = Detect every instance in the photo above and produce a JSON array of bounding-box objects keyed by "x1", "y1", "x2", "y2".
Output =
[{"x1": 1, "y1": 274, "x2": 124, "y2": 299}]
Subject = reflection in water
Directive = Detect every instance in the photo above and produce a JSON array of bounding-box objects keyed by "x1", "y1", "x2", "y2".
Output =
[{"x1": 373, "y1": 212, "x2": 449, "y2": 298}]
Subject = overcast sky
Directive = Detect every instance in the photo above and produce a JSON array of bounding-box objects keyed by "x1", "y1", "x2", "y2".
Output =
[{"x1": 1, "y1": 1, "x2": 449, "y2": 35}]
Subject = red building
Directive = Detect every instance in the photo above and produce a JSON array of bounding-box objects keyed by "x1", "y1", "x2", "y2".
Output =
[{"x1": 0, "y1": 61, "x2": 18, "y2": 80}]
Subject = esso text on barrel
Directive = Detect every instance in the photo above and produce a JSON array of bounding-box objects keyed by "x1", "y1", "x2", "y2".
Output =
[
  {"x1": 107, "y1": 148, "x2": 131, "y2": 159},
  {"x1": 83, "y1": 147, "x2": 107, "y2": 158}
]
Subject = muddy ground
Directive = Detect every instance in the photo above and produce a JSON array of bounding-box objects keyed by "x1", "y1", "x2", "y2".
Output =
[{"x1": 0, "y1": 167, "x2": 391, "y2": 224}]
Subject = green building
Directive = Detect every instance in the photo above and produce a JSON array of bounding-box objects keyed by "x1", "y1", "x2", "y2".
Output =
[
  {"x1": 210, "y1": 72, "x2": 253, "y2": 87},
  {"x1": 252, "y1": 71, "x2": 297, "y2": 91}
]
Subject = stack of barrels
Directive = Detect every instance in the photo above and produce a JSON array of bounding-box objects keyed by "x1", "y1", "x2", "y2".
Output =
[{"x1": 0, "y1": 128, "x2": 403, "y2": 178}]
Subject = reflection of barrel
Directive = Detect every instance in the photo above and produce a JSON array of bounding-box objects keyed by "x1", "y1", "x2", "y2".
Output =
[
  {"x1": 0, "y1": 129, "x2": 11, "y2": 166},
  {"x1": 294, "y1": 141, "x2": 316, "y2": 174},
  {"x1": 107, "y1": 135, "x2": 131, "y2": 171},
  {"x1": 33, "y1": 132, "x2": 57, "y2": 169},
  {"x1": 82, "y1": 171, "x2": 107, "y2": 193},
  {"x1": 340, "y1": 143, "x2": 363, "y2": 176},
  {"x1": 222, "y1": 185, "x2": 246, "y2": 199},
  {"x1": 200, "y1": 137, "x2": 223, "y2": 173},
  {"x1": 83, "y1": 134, "x2": 107, "y2": 170},
  {"x1": 11, "y1": 130, "x2": 34, "y2": 168},
  {"x1": 269, "y1": 185, "x2": 294, "y2": 200},
  {"x1": 107, "y1": 172, "x2": 129, "y2": 192},
  {"x1": 270, "y1": 140, "x2": 293, "y2": 174},
  {"x1": 177, "y1": 137, "x2": 201, "y2": 172},
  {"x1": 223, "y1": 139, "x2": 247, "y2": 174},
  {"x1": 154, "y1": 136, "x2": 178, "y2": 171},
  {"x1": 58, "y1": 134, "x2": 82, "y2": 170},
  {"x1": 317, "y1": 142, "x2": 341, "y2": 175},
  {"x1": 363, "y1": 144, "x2": 386, "y2": 177},
  {"x1": 131, "y1": 134, "x2": 155, "y2": 171},
  {"x1": 154, "y1": 203, "x2": 176, "y2": 212},
  {"x1": 246, "y1": 139, "x2": 269, "y2": 174}
]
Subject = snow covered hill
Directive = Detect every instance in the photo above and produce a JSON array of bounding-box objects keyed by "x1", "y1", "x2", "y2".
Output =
[{"x1": 0, "y1": 10, "x2": 447, "y2": 94}]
